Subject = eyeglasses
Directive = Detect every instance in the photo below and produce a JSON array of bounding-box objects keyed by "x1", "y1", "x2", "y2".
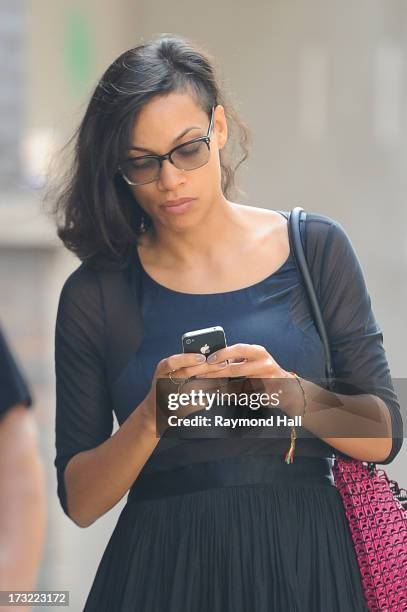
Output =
[{"x1": 119, "y1": 106, "x2": 215, "y2": 186}]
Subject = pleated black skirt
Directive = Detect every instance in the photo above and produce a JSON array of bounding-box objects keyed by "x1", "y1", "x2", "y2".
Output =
[{"x1": 83, "y1": 455, "x2": 368, "y2": 612}]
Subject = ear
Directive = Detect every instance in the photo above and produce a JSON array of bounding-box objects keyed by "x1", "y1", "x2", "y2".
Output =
[{"x1": 213, "y1": 104, "x2": 228, "y2": 150}]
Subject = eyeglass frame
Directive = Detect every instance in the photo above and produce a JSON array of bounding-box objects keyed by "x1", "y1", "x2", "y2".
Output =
[{"x1": 118, "y1": 106, "x2": 215, "y2": 186}]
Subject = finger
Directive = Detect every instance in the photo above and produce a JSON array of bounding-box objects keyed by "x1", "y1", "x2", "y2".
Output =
[
  {"x1": 158, "y1": 352, "x2": 207, "y2": 375},
  {"x1": 175, "y1": 359, "x2": 229, "y2": 379},
  {"x1": 176, "y1": 376, "x2": 229, "y2": 397},
  {"x1": 199, "y1": 359, "x2": 255, "y2": 378},
  {"x1": 206, "y1": 343, "x2": 265, "y2": 365}
]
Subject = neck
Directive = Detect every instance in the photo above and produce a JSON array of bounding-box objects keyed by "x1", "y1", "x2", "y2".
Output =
[{"x1": 141, "y1": 196, "x2": 249, "y2": 267}]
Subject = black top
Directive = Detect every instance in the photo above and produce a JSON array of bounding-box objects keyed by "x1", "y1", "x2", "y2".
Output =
[
  {"x1": 54, "y1": 211, "x2": 404, "y2": 516},
  {"x1": 0, "y1": 325, "x2": 33, "y2": 418}
]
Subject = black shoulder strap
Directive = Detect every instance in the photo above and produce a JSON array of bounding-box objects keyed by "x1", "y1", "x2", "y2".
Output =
[
  {"x1": 286, "y1": 206, "x2": 335, "y2": 388},
  {"x1": 287, "y1": 207, "x2": 378, "y2": 466}
]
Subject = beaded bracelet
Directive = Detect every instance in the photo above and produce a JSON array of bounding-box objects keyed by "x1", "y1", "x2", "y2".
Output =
[{"x1": 284, "y1": 372, "x2": 308, "y2": 464}]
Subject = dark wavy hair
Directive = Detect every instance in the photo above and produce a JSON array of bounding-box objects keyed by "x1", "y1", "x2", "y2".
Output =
[{"x1": 44, "y1": 34, "x2": 251, "y2": 267}]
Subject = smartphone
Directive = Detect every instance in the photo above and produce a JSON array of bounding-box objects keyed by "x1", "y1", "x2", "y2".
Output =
[
  {"x1": 181, "y1": 325, "x2": 227, "y2": 357},
  {"x1": 182, "y1": 326, "x2": 248, "y2": 387}
]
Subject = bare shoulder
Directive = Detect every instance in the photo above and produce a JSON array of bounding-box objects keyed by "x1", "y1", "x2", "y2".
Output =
[
  {"x1": 232, "y1": 203, "x2": 289, "y2": 254},
  {"x1": 232, "y1": 202, "x2": 287, "y2": 229}
]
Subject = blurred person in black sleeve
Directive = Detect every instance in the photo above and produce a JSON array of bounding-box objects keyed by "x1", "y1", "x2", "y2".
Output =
[{"x1": 0, "y1": 324, "x2": 46, "y2": 606}]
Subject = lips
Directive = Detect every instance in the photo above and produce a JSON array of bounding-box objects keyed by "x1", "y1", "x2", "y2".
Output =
[{"x1": 162, "y1": 197, "x2": 196, "y2": 208}]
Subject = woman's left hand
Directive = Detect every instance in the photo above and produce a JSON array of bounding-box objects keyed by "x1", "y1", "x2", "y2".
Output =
[{"x1": 201, "y1": 343, "x2": 291, "y2": 379}]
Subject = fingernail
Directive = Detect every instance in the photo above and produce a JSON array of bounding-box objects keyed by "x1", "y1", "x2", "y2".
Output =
[
  {"x1": 219, "y1": 360, "x2": 228, "y2": 367},
  {"x1": 196, "y1": 354, "x2": 206, "y2": 362},
  {"x1": 207, "y1": 353, "x2": 217, "y2": 363}
]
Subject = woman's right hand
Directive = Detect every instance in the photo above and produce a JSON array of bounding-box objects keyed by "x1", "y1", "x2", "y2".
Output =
[{"x1": 144, "y1": 352, "x2": 229, "y2": 430}]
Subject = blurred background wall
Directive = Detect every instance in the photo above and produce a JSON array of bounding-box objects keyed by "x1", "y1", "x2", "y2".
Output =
[{"x1": 0, "y1": 0, "x2": 405, "y2": 609}]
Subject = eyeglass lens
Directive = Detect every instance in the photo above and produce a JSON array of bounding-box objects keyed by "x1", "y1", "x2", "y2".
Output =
[{"x1": 121, "y1": 140, "x2": 210, "y2": 186}]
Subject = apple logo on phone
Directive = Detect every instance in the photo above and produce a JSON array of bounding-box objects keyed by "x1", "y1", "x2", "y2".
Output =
[{"x1": 200, "y1": 344, "x2": 210, "y2": 354}]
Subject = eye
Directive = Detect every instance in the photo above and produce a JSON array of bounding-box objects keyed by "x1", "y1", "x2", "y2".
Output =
[
  {"x1": 127, "y1": 157, "x2": 157, "y2": 170},
  {"x1": 175, "y1": 142, "x2": 204, "y2": 157}
]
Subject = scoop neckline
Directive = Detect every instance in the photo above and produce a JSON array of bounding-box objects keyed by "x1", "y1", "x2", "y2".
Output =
[
  {"x1": 134, "y1": 247, "x2": 292, "y2": 297},
  {"x1": 133, "y1": 209, "x2": 292, "y2": 297}
]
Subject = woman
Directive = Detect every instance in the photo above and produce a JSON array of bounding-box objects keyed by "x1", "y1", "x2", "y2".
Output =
[{"x1": 50, "y1": 34, "x2": 403, "y2": 611}]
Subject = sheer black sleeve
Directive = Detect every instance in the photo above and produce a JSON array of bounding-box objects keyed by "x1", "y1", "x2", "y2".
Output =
[
  {"x1": 305, "y1": 213, "x2": 403, "y2": 464},
  {"x1": 54, "y1": 264, "x2": 113, "y2": 516}
]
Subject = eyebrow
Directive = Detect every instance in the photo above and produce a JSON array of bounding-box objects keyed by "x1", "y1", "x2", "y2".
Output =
[{"x1": 128, "y1": 125, "x2": 203, "y2": 153}]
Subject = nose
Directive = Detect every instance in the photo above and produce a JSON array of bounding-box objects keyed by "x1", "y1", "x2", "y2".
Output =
[{"x1": 156, "y1": 158, "x2": 185, "y2": 191}]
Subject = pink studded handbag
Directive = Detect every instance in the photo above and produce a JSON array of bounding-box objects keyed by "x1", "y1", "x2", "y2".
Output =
[
  {"x1": 288, "y1": 206, "x2": 407, "y2": 611},
  {"x1": 332, "y1": 457, "x2": 406, "y2": 610}
]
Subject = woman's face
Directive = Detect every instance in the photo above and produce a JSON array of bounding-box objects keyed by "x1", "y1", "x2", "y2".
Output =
[{"x1": 124, "y1": 91, "x2": 228, "y2": 231}]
